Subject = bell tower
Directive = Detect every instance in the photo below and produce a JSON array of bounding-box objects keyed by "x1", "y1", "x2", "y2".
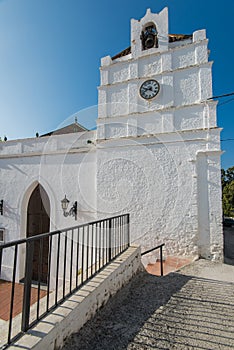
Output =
[
  {"x1": 97, "y1": 8, "x2": 171, "y2": 141},
  {"x1": 96, "y1": 8, "x2": 223, "y2": 260},
  {"x1": 131, "y1": 8, "x2": 168, "y2": 58},
  {"x1": 97, "y1": 7, "x2": 215, "y2": 141}
]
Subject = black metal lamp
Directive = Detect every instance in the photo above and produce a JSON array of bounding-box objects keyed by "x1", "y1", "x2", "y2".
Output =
[
  {"x1": 61, "y1": 195, "x2": 77, "y2": 219},
  {"x1": 0, "y1": 200, "x2": 3, "y2": 215}
]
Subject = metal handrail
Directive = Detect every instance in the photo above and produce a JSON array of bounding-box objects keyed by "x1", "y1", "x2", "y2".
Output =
[
  {"x1": 0, "y1": 213, "x2": 130, "y2": 348},
  {"x1": 141, "y1": 243, "x2": 165, "y2": 276},
  {"x1": 0, "y1": 214, "x2": 129, "y2": 250}
]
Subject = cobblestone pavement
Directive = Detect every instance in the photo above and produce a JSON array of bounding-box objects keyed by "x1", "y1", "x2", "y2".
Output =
[{"x1": 62, "y1": 260, "x2": 234, "y2": 349}]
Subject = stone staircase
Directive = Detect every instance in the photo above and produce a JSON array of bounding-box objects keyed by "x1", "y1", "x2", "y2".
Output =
[{"x1": 62, "y1": 259, "x2": 234, "y2": 350}]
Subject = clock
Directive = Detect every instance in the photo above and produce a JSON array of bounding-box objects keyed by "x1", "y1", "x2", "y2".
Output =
[{"x1": 140, "y1": 79, "x2": 160, "y2": 99}]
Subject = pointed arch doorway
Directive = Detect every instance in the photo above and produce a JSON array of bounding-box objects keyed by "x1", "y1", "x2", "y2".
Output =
[{"x1": 27, "y1": 184, "x2": 50, "y2": 283}]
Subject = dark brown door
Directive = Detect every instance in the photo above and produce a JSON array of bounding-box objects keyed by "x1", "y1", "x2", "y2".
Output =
[{"x1": 27, "y1": 185, "x2": 50, "y2": 283}]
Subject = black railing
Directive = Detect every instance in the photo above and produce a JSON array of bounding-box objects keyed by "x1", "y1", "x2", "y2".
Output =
[
  {"x1": 141, "y1": 243, "x2": 165, "y2": 276},
  {"x1": 0, "y1": 214, "x2": 130, "y2": 348}
]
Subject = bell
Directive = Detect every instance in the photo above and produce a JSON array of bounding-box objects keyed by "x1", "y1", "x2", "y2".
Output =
[{"x1": 145, "y1": 34, "x2": 155, "y2": 49}]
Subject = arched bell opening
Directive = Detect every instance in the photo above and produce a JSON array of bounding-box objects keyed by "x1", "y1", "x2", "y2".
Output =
[{"x1": 141, "y1": 22, "x2": 158, "y2": 50}]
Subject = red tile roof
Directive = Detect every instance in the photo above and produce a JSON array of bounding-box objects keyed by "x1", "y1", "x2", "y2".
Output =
[{"x1": 41, "y1": 122, "x2": 88, "y2": 137}]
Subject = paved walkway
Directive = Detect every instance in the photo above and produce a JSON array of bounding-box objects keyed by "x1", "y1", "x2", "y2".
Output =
[
  {"x1": 146, "y1": 256, "x2": 194, "y2": 276},
  {"x1": 0, "y1": 280, "x2": 47, "y2": 321},
  {"x1": 62, "y1": 259, "x2": 234, "y2": 349}
]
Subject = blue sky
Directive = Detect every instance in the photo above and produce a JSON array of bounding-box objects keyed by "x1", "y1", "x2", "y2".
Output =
[{"x1": 0, "y1": 0, "x2": 233, "y2": 169}]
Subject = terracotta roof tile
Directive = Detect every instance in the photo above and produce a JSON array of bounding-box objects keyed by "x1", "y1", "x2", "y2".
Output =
[
  {"x1": 41, "y1": 122, "x2": 88, "y2": 137},
  {"x1": 168, "y1": 33, "x2": 192, "y2": 42},
  {"x1": 112, "y1": 47, "x2": 131, "y2": 60}
]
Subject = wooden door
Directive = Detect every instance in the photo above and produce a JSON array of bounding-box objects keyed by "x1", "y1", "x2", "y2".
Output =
[{"x1": 27, "y1": 185, "x2": 50, "y2": 283}]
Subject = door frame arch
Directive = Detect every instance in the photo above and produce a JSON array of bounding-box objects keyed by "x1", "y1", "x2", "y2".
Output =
[
  {"x1": 26, "y1": 183, "x2": 50, "y2": 282},
  {"x1": 18, "y1": 178, "x2": 56, "y2": 281}
]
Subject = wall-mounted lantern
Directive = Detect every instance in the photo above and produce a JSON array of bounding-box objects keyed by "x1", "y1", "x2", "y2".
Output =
[
  {"x1": 0, "y1": 200, "x2": 3, "y2": 215},
  {"x1": 61, "y1": 195, "x2": 77, "y2": 219}
]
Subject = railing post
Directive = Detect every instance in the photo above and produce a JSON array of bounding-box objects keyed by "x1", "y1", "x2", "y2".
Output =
[
  {"x1": 160, "y1": 244, "x2": 163, "y2": 276},
  {"x1": 8, "y1": 245, "x2": 18, "y2": 344},
  {"x1": 127, "y1": 214, "x2": 130, "y2": 247},
  {"x1": 108, "y1": 218, "x2": 112, "y2": 262},
  {"x1": 21, "y1": 240, "x2": 34, "y2": 332}
]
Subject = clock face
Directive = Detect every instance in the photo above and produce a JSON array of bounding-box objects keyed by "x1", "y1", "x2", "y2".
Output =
[{"x1": 140, "y1": 79, "x2": 160, "y2": 100}]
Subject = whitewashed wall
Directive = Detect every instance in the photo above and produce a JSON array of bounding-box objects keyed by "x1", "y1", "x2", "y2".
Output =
[
  {"x1": 0, "y1": 131, "x2": 97, "y2": 281},
  {"x1": 96, "y1": 130, "x2": 222, "y2": 259}
]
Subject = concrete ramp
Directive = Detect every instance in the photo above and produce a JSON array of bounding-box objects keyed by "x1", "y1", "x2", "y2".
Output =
[{"x1": 62, "y1": 259, "x2": 234, "y2": 349}]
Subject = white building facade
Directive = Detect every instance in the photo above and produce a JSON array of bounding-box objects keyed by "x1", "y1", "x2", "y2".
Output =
[{"x1": 0, "y1": 8, "x2": 223, "y2": 281}]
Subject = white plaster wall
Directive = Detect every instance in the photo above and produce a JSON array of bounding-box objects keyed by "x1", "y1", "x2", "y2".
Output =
[
  {"x1": 137, "y1": 55, "x2": 162, "y2": 79},
  {"x1": 106, "y1": 85, "x2": 129, "y2": 117},
  {"x1": 99, "y1": 39, "x2": 212, "y2": 129},
  {"x1": 0, "y1": 131, "x2": 97, "y2": 281},
  {"x1": 100, "y1": 41, "x2": 209, "y2": 86},
  {"x1": 96, "y1": 128, "x2": 222, "y2": 259},
  {"x1": 0, "y1": 131, "x2": 96, "y2": 156},
  {"x1": 99, "y1": 65, "x2": 212, "y2": 125},
  {"x1": 97, "y1": 101, "x2": 218, "y2": 140},
  {"x1": 196, "y1": 151, "x2": 223, "y2": 260},
  {"x1": 172, "y1": 45, "x2": 196, "y2": 69}
]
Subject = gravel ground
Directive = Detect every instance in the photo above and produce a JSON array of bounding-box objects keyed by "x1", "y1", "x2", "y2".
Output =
[{"x1": 62, "y1": 260, "x2": 234, "y2": 350}]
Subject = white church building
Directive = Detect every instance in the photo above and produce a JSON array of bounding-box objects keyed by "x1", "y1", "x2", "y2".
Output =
[{"x1": 0, "y1": 8, "x2": 223, "y2": 281}]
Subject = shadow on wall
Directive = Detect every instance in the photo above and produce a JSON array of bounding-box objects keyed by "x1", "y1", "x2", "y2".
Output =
[{"x1": 223, "y1": 225, "x2": 234, "y2": 265}]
